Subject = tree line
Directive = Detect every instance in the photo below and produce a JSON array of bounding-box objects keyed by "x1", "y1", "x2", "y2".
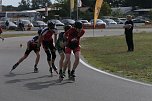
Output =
[{"x1": 2, "y1": 0, "x2": 152, "y2": 20}]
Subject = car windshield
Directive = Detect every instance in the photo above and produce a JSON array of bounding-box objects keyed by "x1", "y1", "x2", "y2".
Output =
[
  {"x1": 37, "y1": 21, "x2": 45, "y2": 24},
  {"x1": 80, "y1": 20, "x2": 88, "y2": 23},
  {"x1": 96, "y1": 19, "x2": 103, "y2": 22},
  {"x1": 90, "y1": 19, "x2": 103, "y2": 23},
  {"x1": 65, "y1": 19, "x2": 75, "y2": 23},
  {"x1": 22, "y1": 20, "x2": 30, "y2": 24},
  {"x1": 9, "y1": 21, "x2": 16, "y2": 25},
  {"x1": 104, "y1": 19, "x2": 115, "y2": 22},
  {"x1": 50, "y1": 20, "x2": 61, "y2": 23}
]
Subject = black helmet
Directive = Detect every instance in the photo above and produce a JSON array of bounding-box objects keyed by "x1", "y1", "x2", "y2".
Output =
[
  {"x1": 33, "y1": 36, "x2": 39, "y2": 42},
  {"x1": 74, "y1": 21, "x2": 83, "y2": 29},
  {"x1": 37, "y1": 29, "x2": 42, "y2": 35},
  {"x1": 48, "y1": 21, "x2": 55, "y2": 29},
  {"x1": 64, "y1": 25, "x2": 72, "y2": 32}
]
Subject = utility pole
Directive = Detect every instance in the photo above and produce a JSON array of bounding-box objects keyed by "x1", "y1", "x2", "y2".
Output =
[
  {"x1": 77, "y1": 0, "x2": 82, "y2": 20},
  {"x1": 0, "y1": 0, "x2": 2, "y2": 12},
  {"x1": 76, "y1": 0, "x2": 78, "y2": 20},
  {"x1": 45, "y1": 3, "x2": 48, "y2": 17}
]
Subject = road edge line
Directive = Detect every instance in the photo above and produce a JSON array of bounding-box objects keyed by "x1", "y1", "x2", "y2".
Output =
[{"x1": 80, "y1": 59, "x2": 152, "y2": 87}]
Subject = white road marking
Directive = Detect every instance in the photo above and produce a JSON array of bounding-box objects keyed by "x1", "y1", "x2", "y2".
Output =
[{"x1": 80, "y1": 59, "x2": 152, "y2": 87}]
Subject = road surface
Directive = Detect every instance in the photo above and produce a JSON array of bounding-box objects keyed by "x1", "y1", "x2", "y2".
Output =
[{"x1": 0, "y1": 29, "x2": 152, "y2": 101}]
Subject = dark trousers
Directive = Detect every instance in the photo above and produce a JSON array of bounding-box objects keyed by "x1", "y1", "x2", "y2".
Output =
[{"x1": 125, "y1": 33, "x2": 134, "y2": 51}]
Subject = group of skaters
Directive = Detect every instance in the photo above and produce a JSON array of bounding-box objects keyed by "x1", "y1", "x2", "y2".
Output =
[{"x1": 11, "y1": 21, "x2": 85, "y2": 81}]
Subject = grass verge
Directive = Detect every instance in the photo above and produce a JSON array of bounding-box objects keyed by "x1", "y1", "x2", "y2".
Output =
[
  {"x1": 2, "y1": 33, "x2": 36, "y2": 38},
  {"x1": 81, "y1": 32, "x2": 152, "y2": 84}
]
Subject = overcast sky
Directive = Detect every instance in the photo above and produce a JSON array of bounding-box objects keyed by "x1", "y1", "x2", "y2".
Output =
[{"x1": 2, "y1": 0, "x2": 55, "y2": 7}]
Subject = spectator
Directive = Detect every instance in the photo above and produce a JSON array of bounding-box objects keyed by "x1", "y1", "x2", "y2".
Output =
[
  {"x1": 5, "y1": 20, "x2": 9, "y2": 30},
  {"x1": 123, "y1": 15, "x2": 134, "y2": 52}
]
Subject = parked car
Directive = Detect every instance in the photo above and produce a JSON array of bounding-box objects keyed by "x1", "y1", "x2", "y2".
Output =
[
  {"x1": 90, "y1": 19, "x2": 106, "y2": 26},
  {"x1": 0, "y1": 21, "x2": 17, "y2": 30},
  {"x1": 77, "y1": 20, "x2": 91, "y2": 26},
  {"x1": 21, "y1": 20, "x2": 33, "y2": 27},
  {"x1": 102, "y1": 19, "x2": 117, "y2": 25},
  {"x1": 114, "y1": 18, "x2": 126, "y2": 24},
  {"x1": 33, "y1": 21, "x2": 47, "y2": 27},
  {"x1": 61, "y1": 19, "x2": 75, "y2": 26},
  {"x1": 16, "y1": 19, "x2": 33, "y2": 30},
  {"x1": 132, "y1": 19, "x2": 150, "y2": 23},
  {"x1": 48, "y1": 19, "x2": 64, "y2": 26},
  {"x1": 17, "y1": 19, "x2": 33, "y2": 27}
]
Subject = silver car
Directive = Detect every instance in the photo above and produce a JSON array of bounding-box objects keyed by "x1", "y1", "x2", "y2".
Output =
[
  {"x1": 33, "y1": 21, "x2": 47, "y2": 27},
  {"x1": 0, "y1": 21, "x2": 17, "y2": 30},
  {"x1": 48, "y1": 19, "x2": 64, "y2": 26}
]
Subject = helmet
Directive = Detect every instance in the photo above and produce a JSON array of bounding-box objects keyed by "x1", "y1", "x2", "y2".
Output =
[
  {"x1": 48, "y1": 21, "x2": 55, "y2": 29},
  {"x1": 33, "y1": 36, "x2": 39, "y2": 42},
  {"x1": 37, "y1": 29, "x2": 42, "y2": 35},
  {"x1": 64, "y1": 25, "x2": 72, "y2": 32},
  {"x1": 74, "y1": 21, "x2": 83, "y2": 29}
]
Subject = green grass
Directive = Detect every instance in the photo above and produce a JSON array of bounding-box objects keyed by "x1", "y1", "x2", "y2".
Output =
[
  {"x1": 1, "y1": 33, "x2": 36, "y2": 38},
  {"x1": 81, "y1": 32, "x2": 152, "y2": 83}
]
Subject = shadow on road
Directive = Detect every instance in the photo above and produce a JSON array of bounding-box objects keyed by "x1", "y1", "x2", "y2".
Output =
[
  {"x1": 4, "y1": 72, "x2": 34, "y2": 77},
  {"x1": 5, "y1": 75, "x2": 51, "y2": 84},
  {"x1": 4, "y1": 72, "x2": 75, "y2": 90},
  {"x1": 23, "y1": 79, "x2": 75, "y2": 90}
]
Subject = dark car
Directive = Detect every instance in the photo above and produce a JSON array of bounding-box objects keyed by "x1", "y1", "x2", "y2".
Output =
[
  {"x1": 61, "y1": 19, "x2": 75, "y2": 26},
  {"x1": 132, "y1": 19, "x2": 149, "y2": 23}
]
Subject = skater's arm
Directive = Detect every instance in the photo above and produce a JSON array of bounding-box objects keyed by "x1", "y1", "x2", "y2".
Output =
[{"x1": 78, "y1": 29, "x2": 85, "y2": 38}]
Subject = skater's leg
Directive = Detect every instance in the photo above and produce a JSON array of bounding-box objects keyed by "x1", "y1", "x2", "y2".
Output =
[
  {"x1": 72, "y1": 51, "x2": 80, "y2": 70},
  {"x1": 69, "y1": 51, "x2": 80, "y2": 80},
  {"x1": 67, "y1": 60, "x2": 71, "y2": 78},
  {"x1": 35, "y1": 51, "x2": 40, "y2": 66},
  {"x1": 59, "y1": 52, "x2": 65, "y2": 71},
  {"x1": 11, "y1": 54, "x2": 28, "y2": 71},
  {"x1": 34, "y1": 51, "x2": 40, "y2": 73},
  {"x1": 51, "y1": 50, "x2": 58, "y2": 74},
  {"x1": 45, "y1": 50, "x2": 53, "y2": 75},
  {"x1": 59, "y1": 52, "x2": 65, "y2": 78},
  {"x1": 63, "y1": 53, "x2": 71, "y2": 73}
]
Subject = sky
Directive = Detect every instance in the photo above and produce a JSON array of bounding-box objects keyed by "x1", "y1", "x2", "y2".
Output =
[{"x1": 2, "y1": 0, "x2": 55, "y2": 7}]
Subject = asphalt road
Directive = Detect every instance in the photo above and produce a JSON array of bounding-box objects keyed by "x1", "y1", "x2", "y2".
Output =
[
  {"x1": 3, "y1": 27, "x2": 152, "y2": 37},
  {"x1": 0, "y1": 28, "x2": 152, "y2": 101}
]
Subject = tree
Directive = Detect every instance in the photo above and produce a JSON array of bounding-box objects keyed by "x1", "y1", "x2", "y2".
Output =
[
  {"x1": 81, "y1": 0, "x2": 95, "y2": 7},
  {"x1": 2, "y1": 5, "x2": 18, "y2": 11},
  {"x1": 31, "y1": 0, "x2": 52, "y2": 9},
  {"x1": 54, "y1": 0, "x2": 72, "y2": 18},
  {"x1": 54, "y1": 0, "x2": 112, "y2": 19},
  {"x1": 100, "y1": 2, "x2": 112, "y2": 16},
  {"x1": 148, "y1": 10, "x2": 152, "y2": 20},
  {"x1": 18, "y1": 0, "x2": 31, "y2": 11}
]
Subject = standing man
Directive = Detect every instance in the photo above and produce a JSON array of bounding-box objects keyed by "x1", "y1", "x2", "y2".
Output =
[
  {"x1": 38, "y1": 22, "x2": 58, "y2": 76},
  {"x1": 5, "y1": 20, "x2": 9, "y2": 30},
  {"x1": 123, "y1": 15, "x2": 134, "y2": 52},
  {"x1": 11, "y1": 35, "x2": 40, "y2": 73},
  {"x1": 62, "y1": 21, "x2": 85, "y2": 81}
]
